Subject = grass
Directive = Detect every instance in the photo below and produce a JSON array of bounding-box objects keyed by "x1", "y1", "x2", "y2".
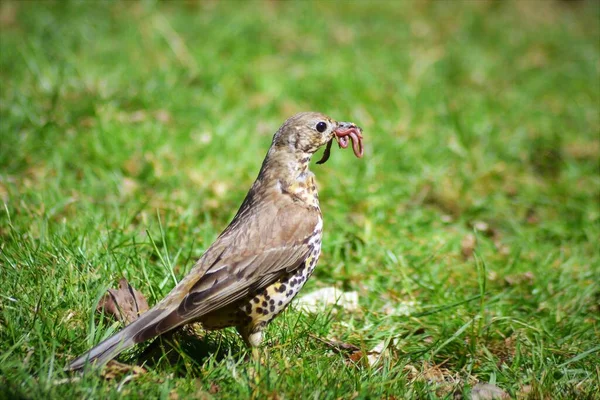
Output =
[{"x1": 1, "y1": 0, "x2": 599, "y2": 398}]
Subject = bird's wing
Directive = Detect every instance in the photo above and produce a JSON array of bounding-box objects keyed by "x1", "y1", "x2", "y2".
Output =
[{"x1": 133, "y1": 193, "x2": 320, "y2": 342}]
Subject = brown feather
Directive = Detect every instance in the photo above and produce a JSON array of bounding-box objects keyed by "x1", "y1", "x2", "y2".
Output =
[{"x1": 67, "y1": 112, "x2": 360, "y2": 370}]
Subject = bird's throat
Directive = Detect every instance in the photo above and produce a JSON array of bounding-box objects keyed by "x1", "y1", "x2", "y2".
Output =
[{"x1": 260, "y1": 149, "x2": 320, "y2": 209}]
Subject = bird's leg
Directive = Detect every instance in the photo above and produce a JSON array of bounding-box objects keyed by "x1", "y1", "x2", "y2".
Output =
[
  {"x1": 237, "y1": 324, "x2": 263, "y2": 345},
  {"x1": 251, "y1": 347, "x2": 261, "y2": 362},
  {"x1": 236, "y1": 324, "x2": 266, "y2": 362},
  {"x1": 237, "y1": 325, "x2": 268, "y2": 385}
]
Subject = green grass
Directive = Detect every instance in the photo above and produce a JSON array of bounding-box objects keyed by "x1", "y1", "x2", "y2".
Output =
[{"x1": 1, "y1": 0, "x2": 599, "y2": 398}]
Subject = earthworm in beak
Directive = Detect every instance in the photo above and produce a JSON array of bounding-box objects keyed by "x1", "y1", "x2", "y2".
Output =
[
  {"x1": 316, "y1": 122, "x2": 363, "y2": 165},
  {"x1": 334, "y1": 123, "x2": 363, "y2": 158}
]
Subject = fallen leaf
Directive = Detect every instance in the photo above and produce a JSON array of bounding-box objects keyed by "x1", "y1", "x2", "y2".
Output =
[
  {"x1": 404, "y1": 361, "x2": 476, "y2": 397},
  {"x1": 564, "y1": 140, "x2": 600, "y2": 161},
  {"x1": 525, "y1": 208, "x2": 540, "y2": 225},
  {"x1": 209, "y1": 382, "x2": 220, "y2": 394},
  {"x1": 366, "y1": 340, "x2": 386, "y2": 367},
  {"x1": 310, "y1": 334, "x2": 360, "y2": 353},
  {"x1": 486, "y1": 335, "x2": 518, "y2": 365},
  {"x1": 295, "y1": 287, "x2": 359, "y2": 314},
  {"x1": 348, "y1": 350, "x2": 365, "y2": 365},
  {"x1": 516, "y1": 384, "x2": 532, "y2": 399},
  {"x1": 311, "y1": 334, "x2": 387, "y2": 369},
  {"x1": 52, "y1": 376, "x2": 82, "y2": 386},
  {"x1": 97, "y1": 278, "x2": 149, "y2": 325},
  {"x1": 473, "y1": 220, "x2": 501, "y2": 238},
  {"x1": 504, "y1": 271, "x2": 535, "y2": 286},
  {"x1": 470, "y1": 383, "x2": 510, "y2": 400},
  {"x1": 461, "y1": 234, "x2": 477, "y2": 259},
  {"x1": 0, "y1": 180, "x2": 7, "y2": 203},
  {"x1": 472, "y1": 220, "x2": 490, "y2": 234},
  {"x1": 101, "y1": 360, "x2": 146, "y2": 381},
  {"x1": 422, "y1": 362, "x2": 448, "y2": 383},
  {"x1": 345, "y1": 341, "x2": 388, "y2": 369},
  {"x1": 441, "y1": 214, "x2": 453, "y2": 223},
  {"x1": 154, "y1": 109, "x2": 172, "y2": 124},
  {"x1": 120, "y1": 177, "x2": 139, "y2": 197},
  {"x1": 403, "y1": 364, "x2": 419, "y2": 380},
  {"x1": 0, "y1": 2, "x2": 17, "y2": 28},
  {"x1": 494, "y1": 241, "x2": 511, "y2": 256}
]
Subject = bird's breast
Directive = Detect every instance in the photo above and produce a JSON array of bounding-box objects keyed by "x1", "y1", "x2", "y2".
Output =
[{"x1": 278, "y1": 174, "x2": 320, "y2": 211}]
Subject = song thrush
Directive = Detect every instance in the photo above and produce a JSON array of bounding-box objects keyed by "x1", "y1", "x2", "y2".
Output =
[{"x1": 68, "y1": 112, "x2": 364, "y2": 370}]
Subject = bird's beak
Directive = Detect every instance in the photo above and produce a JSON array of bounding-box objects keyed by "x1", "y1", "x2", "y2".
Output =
[
  {"x1": 316, "y1": 121, "x2": 364, "y2": 165},
  {"x1": 334, "y1": 122, "x2": 364, "y2": 158}
]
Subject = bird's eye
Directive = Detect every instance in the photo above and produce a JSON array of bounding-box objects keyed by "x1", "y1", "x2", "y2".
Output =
[{"x1": 316, "y1": 122, "x2": 327, "y2": 133}]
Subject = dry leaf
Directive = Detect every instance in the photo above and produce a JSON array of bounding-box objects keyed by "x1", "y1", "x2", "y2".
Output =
[
  {"x1": 516, "y1": 384, "x2": 532, "y2": 399},
  {"x1": 120, "y1": 177, "x2": 139, "y2": 197},
  {"x1": 0, "y1": 2, "x2": 17, "y2": 27},
  {"x1": 101, "y1": 360, "x2": 146, "y2": 381},
  {"x1": 295, "y1": 287, "x2": 359, "y2": 314},
  {"x1": 97, "y1": 278, "x2": 149, "y2": 325},
  {"x1": 471, "y1": 220, "x2": 501, "y2": 239},
  {"x1": 154, "y1": 109, "x2": 172, "y2": 124},
  {"x1": 366, "y1": 340, "x2": 386, "y2": 367},
  {"x1": 461, "y1": 234, "x2": 477, "y2": 260},
  {"x1": 404, "y1": 361, "x2": 476, "y2": 397},
  {"x1": 311, "y1": 334, "x2": 386, "y2": 369},
  {"x1": 504, "y1": 271, "x2": 535, "y2": 286},
  {"x1": 470, "y1": 383, "x2": 510, "y2": 400},
  {"x1": 473, "y1": 221, "x2": 489, "y2": 233},
  {"x1": 52, "y1": 376, "x2": 82, "y2": 386},
  {"x1": 348, "y1": 351, "x2": 365, "y2": 365},
  {"x1": 345, "y1": 341, "x2": 387, "y2": 369},
  {"x1": 564, "y1": 140, "x2": 600, "y2": 161},
  {"x1": 310, "y1": 334, "x2": 360, "y2": 353},
  {"x1": 209, "y1": 382, "x2": 220, "y2": 394},
  {"x1": 525, "y1": 208, "x2": 540, "y2": 225}
]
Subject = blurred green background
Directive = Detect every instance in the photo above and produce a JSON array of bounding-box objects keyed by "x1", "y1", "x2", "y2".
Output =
[{"x1": 1, "y1": 1, "x2": 599, "y2": 398}]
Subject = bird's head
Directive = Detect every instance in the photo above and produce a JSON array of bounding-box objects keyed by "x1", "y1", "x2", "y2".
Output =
[{"x1": 271, "y1": 112, "x2": 363, "y2": 164}]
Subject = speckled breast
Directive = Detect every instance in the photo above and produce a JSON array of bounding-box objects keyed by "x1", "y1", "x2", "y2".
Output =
[{"x1": 199, "y1": 216, "x2": 323, "y2": 331}]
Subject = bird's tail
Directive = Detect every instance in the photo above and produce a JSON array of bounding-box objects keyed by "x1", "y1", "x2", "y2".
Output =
[{"x1": 66, "y1": 306, "x2": 178, "y2": 370}]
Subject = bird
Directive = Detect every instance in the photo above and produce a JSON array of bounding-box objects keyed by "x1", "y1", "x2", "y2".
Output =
[{"x1": 67, "y1": 112, "x2": 364, "y2": 370}]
